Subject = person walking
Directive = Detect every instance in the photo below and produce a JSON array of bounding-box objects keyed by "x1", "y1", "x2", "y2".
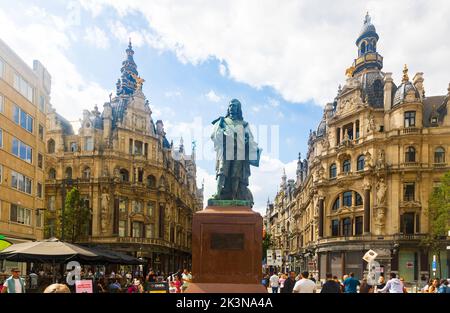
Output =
[
  {"x1": 279, "y1": 274, "x2": 287, "y2": 293},
  {"x1": 321, "y1": 273, "x2": 342, "y2": 293},
  {"x1": 269, "y1": 272, "x2": 279, "y2": 293},
  {"x1": 333, "y1": 275, "x2": 344, "y2": 293},
  {"x1": 293, "y1": 271, "x2": 317, "y2": 293},
  {"x1": 359, "y1": 278, "x2": 373, "y2": 293},
  {"x1": 437, "y1": 279, "x2": 448, "y2": 293},
  {"x1": 2, "y1": 268, "x2": 26, "y2": 293},
  {"x1": 343, "y1": 272, "x2": 360, "y2": 293},
  {"x1": 281, "y1": 271, "x2": 296, "y2": 294},
  {"x1": 377, "y1": 272, "x2": 404, "y2": 293},
  {"x1": 427, "y1": 279, "x2": 439, "y2": 293},
  {"x1": 181, "y1": 269, "x2": 192, "y2": 293}
]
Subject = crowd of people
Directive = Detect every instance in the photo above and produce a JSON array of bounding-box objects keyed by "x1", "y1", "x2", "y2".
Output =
[
  {"x1": 263, "y1": 270, "x2": 450, "y2": 293},
  {"x1": 0, "y1": 267, "x2": 193, "y2": 293}
]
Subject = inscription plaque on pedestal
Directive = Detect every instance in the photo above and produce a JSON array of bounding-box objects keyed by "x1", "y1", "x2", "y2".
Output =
[{"x1": 210, "y1": 233, "x2": 244, "y2": 250}]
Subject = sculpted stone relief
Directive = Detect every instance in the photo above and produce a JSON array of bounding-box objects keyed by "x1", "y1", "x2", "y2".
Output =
[{"x1": 101, "y1": 192, "x2": 110, "y2": 233}]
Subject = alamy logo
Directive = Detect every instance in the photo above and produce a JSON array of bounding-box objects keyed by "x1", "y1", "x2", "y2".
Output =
[{"x1": 66, "y1": 261, "x2": 81, "y2": 286}]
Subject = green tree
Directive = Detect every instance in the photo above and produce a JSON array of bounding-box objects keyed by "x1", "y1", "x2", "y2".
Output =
[
  {"x1": 422, "y1": 171, "x2": 450, "y2": 278},
  {"x1": 262, "y1": 232, "x2": 274, "y2": 261},
  {"x1": 62, "y1": 187, "x2": 91, "y2": 243}
]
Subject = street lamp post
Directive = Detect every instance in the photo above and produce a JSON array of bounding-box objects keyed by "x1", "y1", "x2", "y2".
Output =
[{"x1": 61, "y1": 180, "x2": 66, "y2": 241}]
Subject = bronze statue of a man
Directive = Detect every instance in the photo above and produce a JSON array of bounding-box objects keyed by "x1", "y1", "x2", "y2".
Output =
[{"x1": 211, "y1": 99, "x2": 261, "y2": 203}]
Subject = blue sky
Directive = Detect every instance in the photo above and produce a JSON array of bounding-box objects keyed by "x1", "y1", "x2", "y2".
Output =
[{"x1": 1, "y1": 0, "x2": 449, "y2": 214}]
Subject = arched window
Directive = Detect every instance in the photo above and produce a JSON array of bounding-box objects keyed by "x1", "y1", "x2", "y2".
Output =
[
  {"x1": 120, "y1": 169, "x2": 129, "y2": 182},
  {"x1": 405, "y1": 146, "x2": 416, "y2": 163},
  {"x1": 360, "y1": 41, "x2": 366, "y2": 55},
  {"x1": 357, "y1": 155, "x2": 365, "y2": 171},
  {"x1": 82, "y1": 167, "x2": 91, "y2": 179},
  {"x1": 329, "y1": 163, "x2": 337, "y2": 178},
  {"x1": 332, "y1": 197, "x2": 340, "y2": 211},
  {"x1": 48, "y1": 168, "x2": 56, "y2": 179},
  {"x1": 343, "y1": 191, "x2": 352, "y2": 207},
  {"x1": 65, "y1": 167, "x2": 72, "y2": 179},
  {"x1": 434, "y1": 147, "x2": 445, "y2": 164},
  {"x1": 343, "y1": 159, "x2": 351, "y2": 173},
  {"x1": 355, "y1": 192, "x2": 363, "y2": 206},
  {"x1": 147, "y1": 175, "x2": 156, "y2": 188},
  {"x1": 47, "y1": 139, "x2": 55, "y2": 154}
]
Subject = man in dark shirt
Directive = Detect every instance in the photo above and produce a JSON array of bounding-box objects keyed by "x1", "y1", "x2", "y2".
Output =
[
  {"x1": 281, "y1": 271, "x2": 296, "y2": 293},
  {"x1": 321, "y1": 273, "x2": 342, "y2": 293}
]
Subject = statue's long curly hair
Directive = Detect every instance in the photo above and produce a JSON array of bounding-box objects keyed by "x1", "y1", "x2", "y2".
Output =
[{"x1": 225, "y1": 99, "x2": 243, "y2": 120}]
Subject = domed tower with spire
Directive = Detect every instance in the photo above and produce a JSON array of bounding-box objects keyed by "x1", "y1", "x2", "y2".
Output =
[
  {"x1": 116, "y1": 39, "x2": 138, "y2": 96},
  {"x1": 348, "y1": 12, "x2": 386, "y2": 108}
]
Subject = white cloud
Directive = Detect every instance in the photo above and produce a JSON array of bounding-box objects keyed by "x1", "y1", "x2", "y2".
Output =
[
  {"x1": 164, "y1": 90, "x2": 182, "y2": 98},
  {"x1": 81, "y1": 0, "x2": 450, "y2": 105},
  {"x1": 205, "y1": 89, "x2": 222, "y2": 103},
  {"x1": 84, "y1": 26, "x2": 110, "y2": 49},
  {"x1": 0, "y1": 6, "x2": 110, "y2": 133},
  {"x1": 219, "y1": 62, "x2": 227, "y2": 76}
]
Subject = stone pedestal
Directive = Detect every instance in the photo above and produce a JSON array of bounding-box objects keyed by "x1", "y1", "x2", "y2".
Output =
[{"x1": 186, "y1": 203, "x2": 266, "y2": 293}]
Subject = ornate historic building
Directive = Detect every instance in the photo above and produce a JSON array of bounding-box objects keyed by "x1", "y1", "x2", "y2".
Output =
[
  {"x1": 0, "y1": 38, "x2": 50, "y2": 255},
  {"x1": 266, "y1": 14, "x2": 450, "y2": 283},
  {"x1": 44, "y1": 41, "x2": 203, "y2": 273}
]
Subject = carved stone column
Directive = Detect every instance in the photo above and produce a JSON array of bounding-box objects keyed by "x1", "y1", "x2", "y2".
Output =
[
  {"x1": 364, "y1": 186, "x2": 371, "y2": 233},
  {"x1": 318, "y1": 197, "x2": 325, "y2": 238}
]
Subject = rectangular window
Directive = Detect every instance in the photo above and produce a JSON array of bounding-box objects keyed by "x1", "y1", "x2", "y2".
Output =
[
  {"x1": 36, "y1": 210, "x2": 43, "y2": 228},
  {"x1": 85, "y1": 137, "x2": 94, "y2": 151},
  {"x1": 331, "y1": 219, "x2": 339, "y2": 236},
  {"x1": 355, "y1": 216, "x2": 363, "y2": 235},
  {"x1": 0, "y1": 128, "x2": 3, "y2": 148},
  {"x1": 147, "y1": 201, "x2": 155, "y2": 217},
  {"x1": 0, "y1": 164, "x2": 2, "y2": 183},
  {"x1": 401, "y1": 213, "x2": 415, "y2": 234},
  {"x1": 132, "y1": 221, "x2": 143, "y2": 238},
  {"x1": 0, "y1": 59, "x2": 4, "y2": 78},
  {"x1": 13, "y1": 73, "x2": 33, "y2": 103},
  {"x1": 70, "y1": 142, "x2": 77, "y2": 152},
  {"x1": 12, "y1": 138, "x2": 32, "y2": 163},
  {"x1": 134, "y1": 140, "x2": 143, "y2": 155},
  {"x1": 342, "y1": 218, "x2": 352, "y2": 236},
  {"x1": 403, "y1": 183, "x2": 415, "y2": 201},
  {"x1": 119, "y1": 221, "x2": 126, "y2": 237},
  {"x1": 11, "y1": 171, "x2": 32, "y2": 194},
  {"x1": 39, "y1": 95, "x2": 45, "y2": 112},
  {"x1": 13, "y1": 105, "x2": 33, "y2": 132},
  {"x1": 119, "y1": 197, "x2": 127, "y2": 213},
  {"x1": 48, "y1": 196, "x2": 56, "y2": 211},
  {"x1": 39, "y1": 124, "x2": 44, "y2": 141},
  {"x1": 0, "y1": 94, "x2": 3, "y2": 113},
  {"x1": 10, "y1": 204, "x2": 31, "y2": 225},
  {"x1": 404, "y1": 111, "x2": 416, "y2": 127},
  {"x1": 37, "y1": 183, "x2": 43, "y2": 198},
  {"x1": 38, "y1": 153, "x2": 43, "y2": 169},
  {"x1": 145, "y1": 224, "x2": 153, "y2": 238}
]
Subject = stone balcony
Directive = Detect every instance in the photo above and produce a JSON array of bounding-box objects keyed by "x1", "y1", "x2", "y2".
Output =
[{"x1": 401, "y1": 127, "x2": 421, "y2": 135}]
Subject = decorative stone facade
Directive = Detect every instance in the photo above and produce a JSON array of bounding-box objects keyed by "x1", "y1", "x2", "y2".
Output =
[
  {"x1": 265, "y1": 14, "x2": 450, "y2": 283},
  {"x1": 44, "y1": 42, "x2": 203, "y2": 273}
]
